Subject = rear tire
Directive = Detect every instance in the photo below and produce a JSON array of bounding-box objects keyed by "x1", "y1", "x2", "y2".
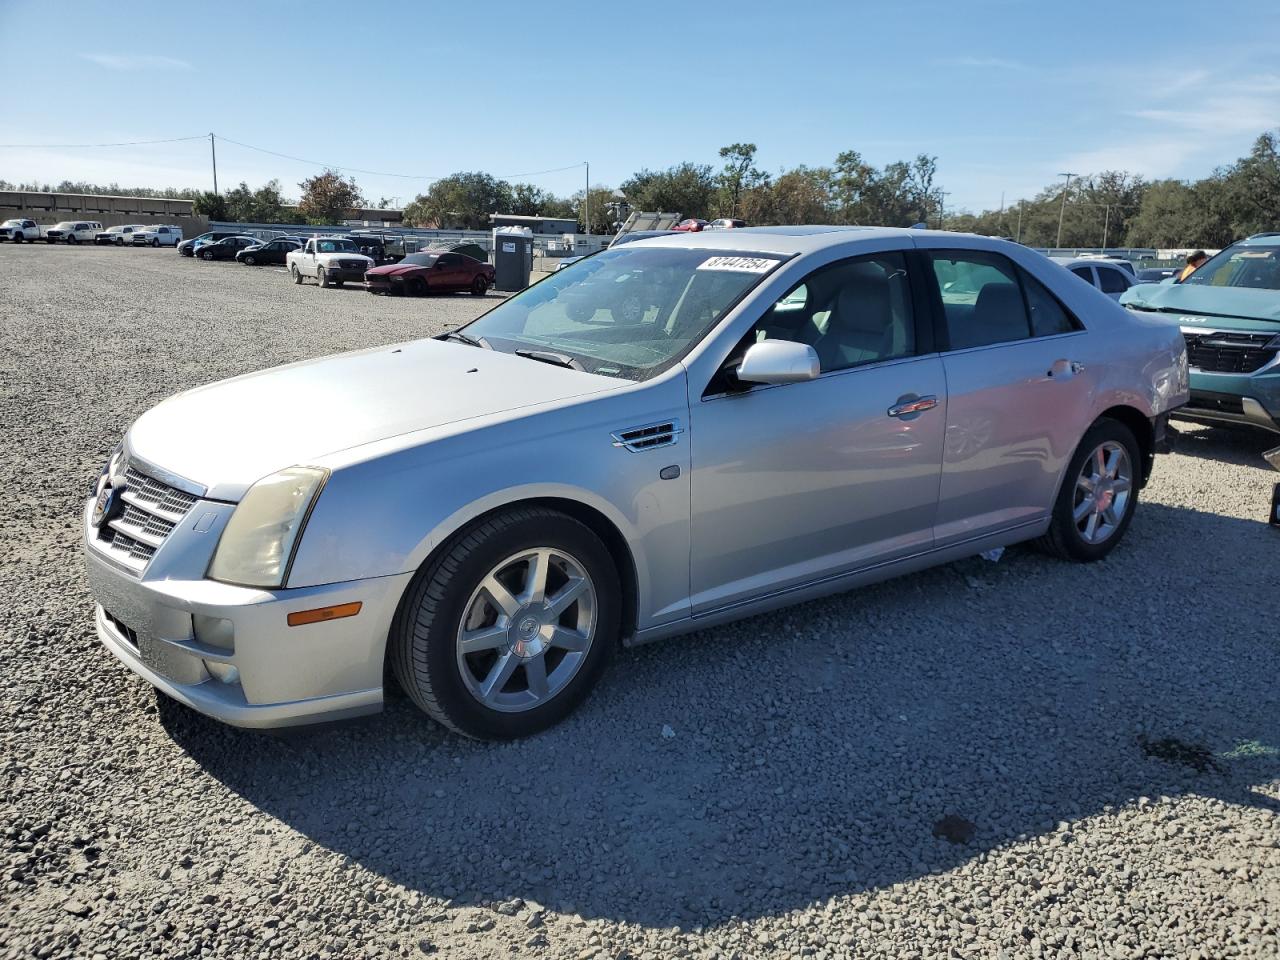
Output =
[
  {"x1": 1035, "y1": 418, "x2": 1140, "y2": 563},
  {"x1": 390, "y1": 507, "x2": 620, "y2": 740}
]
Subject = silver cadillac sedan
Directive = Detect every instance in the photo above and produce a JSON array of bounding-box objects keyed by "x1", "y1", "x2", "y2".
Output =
[{"x1": 84, "y1": 227, "x2": 1189, "y2": 739}]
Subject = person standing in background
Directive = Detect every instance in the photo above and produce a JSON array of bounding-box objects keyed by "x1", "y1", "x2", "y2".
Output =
[{"x1": 1178, "y1": 250, "x2": 1208, "y2": 281}]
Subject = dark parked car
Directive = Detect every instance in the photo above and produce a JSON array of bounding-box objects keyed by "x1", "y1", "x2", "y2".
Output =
[
  {"x1": 197, "y1": 236, "x2": 259, "y2": 261},
  {"x1": 365, "y1": 252, "x2": 494, "y2": 296},
  {"x1": 178, "y1": 231, "x2": 239, "y2": 257},
  {"x1": 236, "y1": 238, "x2": 300, "y2": 266}
]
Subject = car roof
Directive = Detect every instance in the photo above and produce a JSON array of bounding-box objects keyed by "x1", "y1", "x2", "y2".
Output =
[{"x1": 625, "y1": 224, "x2": 973, "y2": 255}]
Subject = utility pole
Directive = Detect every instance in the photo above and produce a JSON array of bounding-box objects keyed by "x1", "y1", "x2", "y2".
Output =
[
  {"x1": 210, "y1": 133, "x2": 218, "y2": 195},
  {"x1": 583, "y1": 161, "x2": 590, "y2": 239},
  {"x1": 1016, "y1": 200, "x2": 1023, "y2": 243},
  {"x1": 1101, "y1": 204, "x2": 1112, "y2": 250},
  {"x1": 1055, "y1": 172, "x2": 1076, "y2": 249}
]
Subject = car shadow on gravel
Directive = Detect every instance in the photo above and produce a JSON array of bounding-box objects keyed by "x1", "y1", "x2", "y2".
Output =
[
  {"x1": 1170, "y1": 420, "x2": 1278, "y2": 469},
  {"x1": 160, "y1": 503, "x2": 1280, "y2": 929}
]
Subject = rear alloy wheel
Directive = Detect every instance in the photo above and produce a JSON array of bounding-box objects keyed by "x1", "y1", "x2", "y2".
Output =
[
  {"x1": 291, "y1": 265, "x2": 302, "y2": 284},
  {"x1": 1037, "y1": 418, "x2": 1140, "y2": 562},
  {"x1": 471, "y1": 275, "x2": 488, "y2": 296},
  {"x1": 391, "y1": 507, "x2": 619, "y2": 740}
]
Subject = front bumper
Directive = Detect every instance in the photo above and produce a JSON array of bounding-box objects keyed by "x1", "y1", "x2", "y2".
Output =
[
  {"x1": 1179, "y1": 371, "x2": 1280, "y2": 434},
  {"x1": 84, "y1": 498, "x2": 412, "y2": 729},
  {"x1": 365, "y1": 276, "x2": 401, "y2": 294},
  {"x1": 325, "y1": 266, "x2": 369, "y2": 282}
]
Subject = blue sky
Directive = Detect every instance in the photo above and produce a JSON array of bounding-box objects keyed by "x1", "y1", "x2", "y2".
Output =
[{"x1": 2, "y1": 0, "x2": 1279, "y2": 213}]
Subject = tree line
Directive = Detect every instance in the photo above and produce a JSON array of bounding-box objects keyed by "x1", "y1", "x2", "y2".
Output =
[{"x1": 5, "y1": 130, "x2": 1277, "y2": 244}]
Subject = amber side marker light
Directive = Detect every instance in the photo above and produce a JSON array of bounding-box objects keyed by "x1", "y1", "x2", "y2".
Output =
[{"x1": 287, "y1": 602, "x2": 362, "y2": 627}]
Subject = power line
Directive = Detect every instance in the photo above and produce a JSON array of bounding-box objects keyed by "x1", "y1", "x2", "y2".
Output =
[{"x1": 0, "y1": 134, "x2": 206, "y2": 148}]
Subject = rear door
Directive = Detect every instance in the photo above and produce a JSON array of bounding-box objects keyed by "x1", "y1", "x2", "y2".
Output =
[{"x1": 922, "y1": 244, "x2": 1095, "y2": 545}]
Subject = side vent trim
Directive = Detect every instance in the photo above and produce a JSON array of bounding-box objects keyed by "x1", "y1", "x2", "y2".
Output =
[{"x1": 611, "y1": 419, "x2": 683, "y2": 452}]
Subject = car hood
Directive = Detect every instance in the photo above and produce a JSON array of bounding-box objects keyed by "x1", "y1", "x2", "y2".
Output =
[
  {"x1": 126, "y1": 339, "x2": 621, "y2": 501},
  {"x1": 1121, "y1": 280, "x2": 1280, "y2": 325},
  {"x1": 366, "y1": 264, "x2": 423, "y2": 277}
]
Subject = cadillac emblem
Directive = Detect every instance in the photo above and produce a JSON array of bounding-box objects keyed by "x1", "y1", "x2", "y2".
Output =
[{"x1": 91, "y1": 476, "x2": 124, "y2": 528}]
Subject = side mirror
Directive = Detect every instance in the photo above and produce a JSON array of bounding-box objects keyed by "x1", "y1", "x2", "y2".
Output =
[{"x1": 735, "y1": 339, "x2": 820, "y2": 385}]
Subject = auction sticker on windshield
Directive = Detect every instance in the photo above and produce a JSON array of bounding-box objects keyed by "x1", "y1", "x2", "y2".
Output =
[{"x1": 697, "y1": 256, "x2": 776, "y2": 273}]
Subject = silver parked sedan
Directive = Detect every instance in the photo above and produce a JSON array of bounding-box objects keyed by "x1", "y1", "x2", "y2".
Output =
[{"x1": 84, "y1": 227, "x2": 1189, "y2": 739}]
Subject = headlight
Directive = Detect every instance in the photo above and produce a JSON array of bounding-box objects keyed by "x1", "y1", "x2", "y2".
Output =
[{"x1": 208, "y1": 466, "x2": 328, "y2": 588}]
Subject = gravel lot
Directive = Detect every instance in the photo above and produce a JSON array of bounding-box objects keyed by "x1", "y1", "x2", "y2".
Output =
[{"x1": 2, "y1": 243, "x2": 1278, "y2": 960}]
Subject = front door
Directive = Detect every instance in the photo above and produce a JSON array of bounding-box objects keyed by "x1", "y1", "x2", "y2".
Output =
[
  {"x1": 922, "y1": 247, "x2": 1096, "y2": 545},
  {"x1": 689, "y1": 250, "x2": 946, "y2": 614}
]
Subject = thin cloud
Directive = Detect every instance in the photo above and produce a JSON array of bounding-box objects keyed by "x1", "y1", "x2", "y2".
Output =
[{"x1": 81, "y1": 53, "x2": 193, "y2": 72}]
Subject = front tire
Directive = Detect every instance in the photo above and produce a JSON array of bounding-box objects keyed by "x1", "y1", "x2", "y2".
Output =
[
  {"x1": 318, "y1": 267, "x2": 330, "y2": 288},
  {"x1": 471, "y1": 275, "x2": 488, "y2": 296},
  {"x1": 391, "y1": 507, "x2": 620, "y2": 740},
  {"x1": 67, "y1": 235, "x2": 78, "y2": 244},
  {"x1": 243, "y1": 254, "x2": 255, "y2": 265},
  {"x1": 1037, "y1": 418, "x2": 1140, "y2": 562},
  {"x1": 200, "y1": 250, "x2": 214, "y2": 261},
  {"x1": 291, "y1": 265, "x2": 302, "y2": 284}
]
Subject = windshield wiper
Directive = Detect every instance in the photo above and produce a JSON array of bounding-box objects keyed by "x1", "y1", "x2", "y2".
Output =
[
  {"x1": 514, "y1": 349, "x2": 584, "y2": 370},
  {"x1": 438, "y1": 329, "x2": 491, "y2": 349}
]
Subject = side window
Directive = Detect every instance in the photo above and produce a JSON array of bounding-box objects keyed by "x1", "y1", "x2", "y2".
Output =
[
  {"x1": 1020, "y1": 267, "x2": 1080, "y2": 337},
  {"x1": 439, "y1": 254, "x2": 459, "y2": 266},
  {"x1": 928, "y1": 251, "x2": 1029, "y2": 349},
  {"x1": 753, "y1": 251, "x2": 916, "y2": 373},
  {"x1": 1070, "y1": 266, "x2": 1096, "y2": 286},
  {"x1": 1097, "y1": 267, "x2": 1129, "y2": 294}
]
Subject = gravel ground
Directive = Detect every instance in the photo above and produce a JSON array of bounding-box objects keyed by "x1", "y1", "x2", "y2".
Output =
[{"x1": 2, "y1": 243, "x2": 1279, "y2": 960}]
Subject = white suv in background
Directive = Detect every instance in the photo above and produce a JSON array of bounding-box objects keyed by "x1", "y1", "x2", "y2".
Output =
[
  {"x1": 45, "y1": 221, "x2": 103, "y2": 244},
  {"x1": 131, "y1": 225, "x2": 184, "y2": 247}
]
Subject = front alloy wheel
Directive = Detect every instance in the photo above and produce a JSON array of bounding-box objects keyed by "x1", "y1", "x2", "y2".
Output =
[
  {"x1": 391, "y1": 507, "x2": 619, "y2": 739},
  {"x1": 455, "y1": 548, "x2": 596, "y2": 713}
]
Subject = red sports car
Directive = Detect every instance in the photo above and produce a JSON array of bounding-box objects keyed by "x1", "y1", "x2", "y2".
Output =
[{"x1": 365, "y1": 251, "x2": 495, "y2": 296}]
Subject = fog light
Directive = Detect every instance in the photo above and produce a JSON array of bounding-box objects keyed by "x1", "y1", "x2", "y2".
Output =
[
  {"x1": 203, "y1": 660, "x2": 240, "y2": 685},
  {"x1": 193, "y1": 614, "x2": 235, "y2": 652}
]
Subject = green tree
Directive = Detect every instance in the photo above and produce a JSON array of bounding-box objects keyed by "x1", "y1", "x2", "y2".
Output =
[
  {"x1": 402, "y1": 172, "x2": 512, "y2": 230},
  {"x1": 716, "y1": 142, "x2": 768, "y2": 217},
  {"x1": 191, "y1": 191, "x2": 228, "y2": 220},
  {"x1": 297, "y1": 169, "x2": 363, "y2": 225},
  {"x1": 620, "y1": 162, "x2": 716, "y2": 219},
  {"x1": 751, "y1": 166, "x2": 834, "y2": 224},
  {"x1": 509, "y1": 183, "x2": 548, "y2": 217}
]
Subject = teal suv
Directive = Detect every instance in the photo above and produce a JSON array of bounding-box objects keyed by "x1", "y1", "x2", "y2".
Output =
[{"x1": 1122, "y1": 234, "x2": 1280, "y2": 433}]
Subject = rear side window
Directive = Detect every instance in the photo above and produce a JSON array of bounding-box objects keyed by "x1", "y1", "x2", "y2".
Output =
[
  {"x1": 1070, "y1": 266, "x2": 1096, "y2": 285},
  {"x1": 927, "y1": 250, "x2": 1081, "y2": 350},
  {"x1": 1097, "y1": 267, "x2": 1130, "y2": 294}
]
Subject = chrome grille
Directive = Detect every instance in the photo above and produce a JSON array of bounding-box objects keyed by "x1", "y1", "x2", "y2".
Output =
[{"x1": 94, "y1": 465, "x2": 198, "y2": 573}]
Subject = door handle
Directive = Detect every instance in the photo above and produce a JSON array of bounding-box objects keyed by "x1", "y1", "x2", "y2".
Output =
[
  {"x1": 1047, "y1": 359, "x2": 1085, "y2": 379},
  {"x1": 887, "y1": 395, "x2": 938, "y2": 418}
]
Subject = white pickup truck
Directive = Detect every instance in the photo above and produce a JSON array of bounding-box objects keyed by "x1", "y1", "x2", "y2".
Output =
[
  {"x1": 286, "y1": 236, "x2": 374, "y2": 288},
  {"x1": 45, "y1": 221, "x2": 103, "y2": 243},
  {"x1": 0, "y1": 218, "x2": 42, "y2": 242},
  {"x1": 130, "y1": 225, "x2": 184, "y2": 247}
]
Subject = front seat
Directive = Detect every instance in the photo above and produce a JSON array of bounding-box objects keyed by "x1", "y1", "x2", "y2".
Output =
[{"x1": 812, "y1": 271, "x2": 895, "y2": 371}]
